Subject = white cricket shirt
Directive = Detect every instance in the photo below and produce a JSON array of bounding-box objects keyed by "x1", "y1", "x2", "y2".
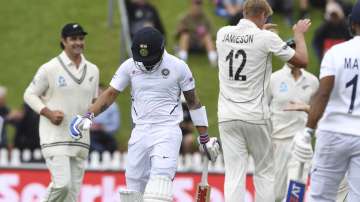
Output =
[
  {"x1": 110, "y1": 51, "x2": 195, "y2": 125},
  {"x1": 270, "y1": 65, "x2": 319, "y2": 139},
  {"x1": 318, "y1": 36, "x2": 360, "y2": 136},
  {"x1": 216, "y1": 19, "x2": 295, "y2": 123},
  {"x1": 24, "y1": 51, "x2": 99, "y2": 158}
]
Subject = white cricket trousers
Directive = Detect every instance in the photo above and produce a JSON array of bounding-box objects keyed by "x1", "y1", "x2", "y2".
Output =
[
  {"x1": 219, "y1": 120, "x2": 275, "y2": 202},
  {"x1": 125, "y1": 124, "x2": 182, "y2": 193},
  {"x1": 308, "y1": 130, "x2": 360, "y2": 202},
  {"x1": 272, "y1": 137, "x2": 311, "y2": 201},
  {"x1": 42, "y1": 156, "x2": 86, "y2": 202}
]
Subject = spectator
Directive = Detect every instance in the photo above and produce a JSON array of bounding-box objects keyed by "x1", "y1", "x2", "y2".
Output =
[
  {"x1": 213, "y1": 0, "x2": 230, "y2": 18},
  {"x1": 180, "y1": 102, "x2": 195, "y2": 154},
  {"x1": 313, "y1": 0, "x2": 351, "y2": 61},
  {"x1": 0, "y1": 86, "x2": 9, "y2": 148},
  {"x1": 176, "y1": 0, "x2": 217, "y2": 67},
  {"x1": 125, "y1": 0, "x2": 165, "y2": 39},
  {"x1": 268, "y1": 0, "x2": 294, "y2": 25},
  {"x1": 13, "y1": 103, "x2": 40, "y2": 152},
  {"x1": 297, "y1": 0, "x2": 352, "y2": 20},
  {"x1": 90, "y1": 84, "x2": 120, "y2": 153},
  {"x1": 223, "y1": 0, "x2": 245, "y2": 25}
]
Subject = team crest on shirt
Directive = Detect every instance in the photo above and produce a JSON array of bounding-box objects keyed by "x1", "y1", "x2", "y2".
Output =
[
  {"x1": 58, "y1": 76, "x2": 67, "y2": 87},
  {"x1": 161, "y1": 68, "x2": 170, "y2": 78},
  {"x1": 279, "y1": 82, "x2": 288, "y2": 92}
]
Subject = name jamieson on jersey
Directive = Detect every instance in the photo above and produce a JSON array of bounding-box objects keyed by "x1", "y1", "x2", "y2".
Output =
[
  {"x1": 222, "y1": 33, "x2": 254, "y2": 44},
  {"x1": 344, "y1": 58, "x2": 359, "y2": 69}
]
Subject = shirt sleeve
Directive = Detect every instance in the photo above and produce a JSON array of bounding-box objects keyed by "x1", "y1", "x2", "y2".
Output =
[
  {"x1": 266, "y1": 31, "x2": 295, "y2": 62},
  {"x1": 110, "y1": 62, "x2": 131, "y2": 92},
  {"x1": 179, "y1": 62, "x2": 195, "y2": 92},
  {"x1": 319, "y1": 48, "x2": 336, "y2": 79},
  {"x1": 23, "y1": 66, "x2": 49, "y2": 114}
]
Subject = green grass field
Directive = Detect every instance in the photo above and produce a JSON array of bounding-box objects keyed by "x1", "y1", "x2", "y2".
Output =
[{"x1": 0, "y1": 0, "x2": 332, "y2": 150}]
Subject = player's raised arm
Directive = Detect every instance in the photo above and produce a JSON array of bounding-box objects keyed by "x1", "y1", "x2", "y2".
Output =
[
  {"x1": 183, "y1": 89, "x2": 221, "y2": 162},
  {"x1": 287, "y1": 19, "x2": 311, "y2": 68}
]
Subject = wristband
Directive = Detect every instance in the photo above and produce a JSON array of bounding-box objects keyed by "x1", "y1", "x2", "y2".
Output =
[
  {"x1": 189, "y1": 106, "x2": 208, "y2": 127},
  {"x1": 199, "y1": 132, "x2": 209, "y2": 144}
]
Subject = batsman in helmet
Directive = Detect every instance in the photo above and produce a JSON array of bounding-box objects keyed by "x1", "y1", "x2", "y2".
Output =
[{"x1": 69, "y1": 26, "x2": 221, "y2": 202}]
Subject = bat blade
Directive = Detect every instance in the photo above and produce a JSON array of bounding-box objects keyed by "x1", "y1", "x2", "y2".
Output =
[
  {"x1": 195, "y1": 157, "x2": 210, "y2": 202},
  {"x1": 195, "y1": 184, "x2": 211, "y2": 202},
  {"x1": 285, "y1": 179, "x2": 305, "y2": 202}
]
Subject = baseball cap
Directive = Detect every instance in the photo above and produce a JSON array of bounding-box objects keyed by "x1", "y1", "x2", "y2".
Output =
[
  {"x1": 131, "y1": 26, "x2": 165, "y2": 65},
  {"x1": 350, "y1": 0, "x2": 360, "y2": 24},
  {"x1": 61, "y1": 23, "x2": 88, "y2": 37}
]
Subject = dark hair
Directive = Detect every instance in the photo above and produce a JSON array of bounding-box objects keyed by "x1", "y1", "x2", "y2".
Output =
[{"x1": 60, "y1": 41, "x2": 65, "y2": 49}]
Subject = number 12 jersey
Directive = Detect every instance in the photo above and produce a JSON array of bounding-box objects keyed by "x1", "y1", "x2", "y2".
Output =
[{"x1": 216, "y1": 19, "x2": 295, "y2": 123}]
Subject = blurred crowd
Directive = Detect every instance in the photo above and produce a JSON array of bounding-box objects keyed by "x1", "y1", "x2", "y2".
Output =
[{"x1": 0, "y1": 0, "x2": 356, "y2": 159}]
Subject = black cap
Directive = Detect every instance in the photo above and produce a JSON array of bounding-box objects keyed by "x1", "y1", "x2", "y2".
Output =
[
  {"x1": 131, "y1": 27, "x2": 165, "y2": 65},
  {"x1": 61, "y1": 23, "x2": 88, "y2": 38}
]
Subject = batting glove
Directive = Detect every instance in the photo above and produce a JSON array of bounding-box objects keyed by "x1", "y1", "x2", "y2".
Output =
[
  {"x1": 69, "y1": 112, "x2": 94, "y2": 140},
  {"x1": 292, "y1": 127, "x2": 314, "y2": 163},
  {"x1": 197, "y1": 134, "x2": 221, "y2": 162}
]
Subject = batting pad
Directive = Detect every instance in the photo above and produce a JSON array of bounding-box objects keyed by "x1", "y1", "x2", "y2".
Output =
[
  {"x1": 119, "y1": 189, "x2": 143, "y2": 202},
  {"x1": 143, "y1": 175, "x2": 172, "y2": 202}
]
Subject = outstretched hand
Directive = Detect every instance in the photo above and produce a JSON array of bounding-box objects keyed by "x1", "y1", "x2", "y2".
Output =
[
  {"x1": 293, "y1": 19, "x2": 311, "y2": 34},
  {"x1": 283, "y1": 101, "x2": 310, "y2": 113},
  {"x1": 262, "y1": 23, "x2": 278, "y2": 33}
]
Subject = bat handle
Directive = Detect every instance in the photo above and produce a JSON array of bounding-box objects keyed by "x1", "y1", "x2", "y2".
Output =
[{"x1": 201, "y1": 156, "x2": 209, "y2": 185}]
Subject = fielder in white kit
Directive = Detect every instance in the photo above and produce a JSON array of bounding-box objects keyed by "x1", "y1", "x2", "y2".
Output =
[
  {"x1": 70, "y1": 27, "x2": 220, "y2": 202},
  {"x1": 24, "y1": 23, "x2": 99, "y2": 202},
  {"x1": 215, "y1": 0, "x2": 311, "y2": 201},
  {"x1": 270, "y1": 40, "x2": 319, "y2": 201},
  {"x1": 292, "y1": 1, "x2": 360, "y2": 201}
]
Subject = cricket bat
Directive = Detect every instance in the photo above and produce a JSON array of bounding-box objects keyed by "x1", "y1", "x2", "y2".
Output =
[
  {"x1": 286, "y1": 162, "x2": 306, "y2": 202},
  {"x1": 195, "y1": 157, "x2": 211, "y2": 202}
]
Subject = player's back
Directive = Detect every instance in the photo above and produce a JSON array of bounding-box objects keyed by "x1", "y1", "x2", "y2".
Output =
[
  {"x1": 216, "y1": 19, "x2": 282, "y2": 122},
  {"x1": 318, "y1": 36, "x2": 360, "y2": 136}
]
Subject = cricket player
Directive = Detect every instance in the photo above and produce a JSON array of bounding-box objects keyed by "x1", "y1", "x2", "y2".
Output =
[
  {"x1": 69, "y1": 27, "x2": 221, "y2": 202},
  {"x1": 24, "y1": 23, "x2": 99, "y2": 202},
  {"x1": 270, "y1": 40, "x2": 319, "y2": 201},
  {"x1": 292, "y1": 1, "x2": 360, "y2": 201},
  {"x1": 216, "y1": 0, "x2": 311, "y2": 201}
]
